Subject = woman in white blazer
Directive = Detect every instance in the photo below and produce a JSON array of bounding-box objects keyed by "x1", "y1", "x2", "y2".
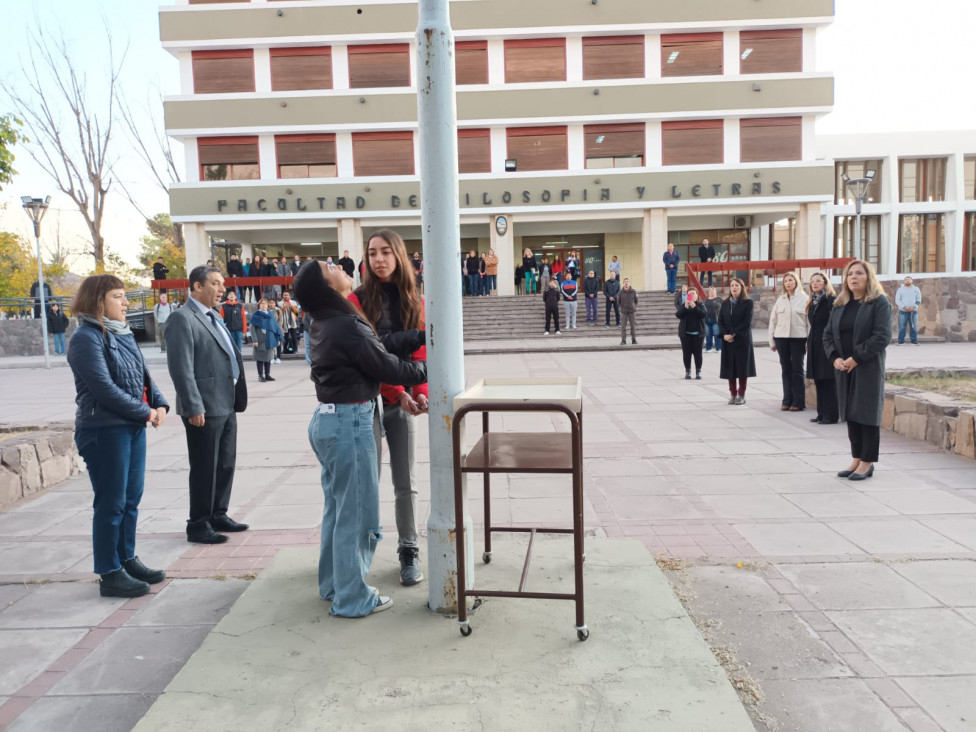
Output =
[{"x1": 768, "y1": 271, "x2": 809, "y2": 411}]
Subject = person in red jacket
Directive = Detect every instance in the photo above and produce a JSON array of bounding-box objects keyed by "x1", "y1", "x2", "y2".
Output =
[{"x1": 348, "y1": 229, "x2": 428, "y2": 587}]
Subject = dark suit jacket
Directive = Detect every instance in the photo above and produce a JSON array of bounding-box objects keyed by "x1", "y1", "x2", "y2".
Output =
[{"x1": 164, "y1": 300, "x2": 247, "y2": 418}]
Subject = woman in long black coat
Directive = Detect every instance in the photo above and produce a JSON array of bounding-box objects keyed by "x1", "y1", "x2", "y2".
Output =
[
  {"x1": 822, "y1": 260, "x2": 892, "y2": 481},
  {"x1": 718, "y1": 277, "x2": 757, "y2": 405},
  {"x1": 806, "y1": 272, "x2": 838, "y2": 424}
]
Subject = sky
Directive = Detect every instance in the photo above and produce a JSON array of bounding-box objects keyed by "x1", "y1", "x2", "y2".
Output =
[{"x1": 1, "y1": 0, "x2": 975, "y2": 271}]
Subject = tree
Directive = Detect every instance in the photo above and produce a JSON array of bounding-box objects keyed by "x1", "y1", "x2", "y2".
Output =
[
  {"x1": 137, "y1": 213, "x2": 186, "y2": 280},
  {"x1": 2, "y1": 26, "x2": 125, "y2": 268},
  {"x1": 0, "y1": 230, "x2": 70, "y2": 305},
  {"x1": 0, "y1": 114, "x2": 26, "y2": 190}
]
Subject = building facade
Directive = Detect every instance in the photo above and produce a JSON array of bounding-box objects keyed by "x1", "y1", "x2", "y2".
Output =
[{"x1": 161, "y1": 0, "x2": 835, "y2": 293}]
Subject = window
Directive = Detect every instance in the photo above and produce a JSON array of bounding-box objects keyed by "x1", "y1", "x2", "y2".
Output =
[
  {"x1": 582, "y1": 36, "x2": 644, "y2": 80},
  {"x1": 458, "y1": 129, "x2": 490, "y2": 174},
  {"x1": 964, "y1": 213, "x2": 976, "y2": 271},
  {"x1": 661, "y1": 120, "x2": 723, "y2": 166},
  {"x1": 270, "y1": 47, "x2": 332, "y2": 91},
  {"x1": 964, "y1": 156, "x2": 976, "y2": 200},
  {"x1": 834, "y1": 160, "x2": 883, "y2": 205},
  {"x1": 740, "y1": 117, "x2": 801, "y2": 163},
  {"x1": 348, "y1": 45, "x2": 410, "y2": 88},
  {"x1": 739, "y1": 30, "x2": 802, "y2": 74},
  {"x1": 456, "y1": 41, "x2": 488, "y2": 85},
  {"x1": 506, "y1": 127, "x2": 567, "y2": 172},
  {"x1": 899, "y1": 213, "x2": 945, "y2": 273},
  {"x1": 275, "y1": 135, "x2": 336, "y2": 179},
  {"x1": 198, "y1": 137, "x2": 260, "y2": 181},
  {"x1": 834, "y1": 215, "x2": 882, "y2": 273},
  {"x1": 661, "y1": 34, "x2": 722, "y2": 77},
  {"x1": 191, "y1": 50, "x2": 255, "y2": 94},
  {"x1": 352, "y1": 132, "x2": 414, "y2": 176},
  {"x1": 900, "y1": 157, "x2": 947, "y2": 202},
  {"x1": 584, "y1": 124, "x2": 644, "y2": 169},
  {"x1": 505, "y1": 39, "x2": 566, "y2": 83},
  {"x1": 770, "y1": 219, "x2": 796, "y2": 261}
]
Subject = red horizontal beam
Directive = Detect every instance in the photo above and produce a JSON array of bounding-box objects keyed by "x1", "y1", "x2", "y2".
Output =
[{"x1": 152, "y1": 276, "x2": 295, "y2": 289}]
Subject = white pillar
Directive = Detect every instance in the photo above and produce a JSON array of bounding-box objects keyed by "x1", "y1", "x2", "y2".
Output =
[
  {"x1": 492, "y1": 214, "x2": 515, "y2": 296},
  {"x1": 487, "y1": 40, "x2": 505, "y2": 84},
  {"x1": 567, "y1": 125, "x2": 585, "y2": 170},
  {"x1": 254, "y1": 48, "x2": 272, "y2": 92},
  {"x1": 566, "y1": 37, "x2": 583, "y2": 82},
  {"x1": 645, "y1": 121, "x2": 662, "y2": 167},
  {"x1": 490, "y1": 128, "x2": 508, "y2": 173},
  {"x1": 645, "y1": 34, "x2": 661, "y2": 79},
  {"x1": 643, "y1": 208, "x2": 668, "y2": 292},
  {"x1": 258, "y1": 135, "x2": 277, "y2": 180},
  {"x1": 795, "y1": 202, "x2": 822, "y2": 260},
  {"x1": 185, "y1": 138, "x2": 201, "y2": 182},
  {"x1": 336, "y1": 132, "x2": 355, "y2": 177},
  {"x1": 184, "y1": 222, "x2": 210, "y2": 270},
  {"x1": 723, "y1": 31, "x2": 739, "y2": 76},
  {"x1": 332, "y1": 46, "x2": 350, "y2": 90},
  {"x1": 724, "y1": 119, "x2": 740, "y2": 164}
]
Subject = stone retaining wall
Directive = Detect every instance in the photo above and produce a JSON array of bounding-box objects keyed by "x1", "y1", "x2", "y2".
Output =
[
  {"x1": 0, "y1": 424, "x2": 84, "y2": 510},
  {"x1": 0, "y1": 319, "x2": 77, "y2": 357}
]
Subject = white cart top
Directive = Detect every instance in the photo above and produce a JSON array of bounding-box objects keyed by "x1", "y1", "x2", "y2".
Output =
[{"x1": 453, "y1": 377, "x2": 582, "y2": 412}]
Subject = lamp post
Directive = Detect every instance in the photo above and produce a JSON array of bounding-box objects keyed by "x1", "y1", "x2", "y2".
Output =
[
  {"x1": 842, "y1": 170, "x2": 876, "y2": 260},
  {"x1": 21, "y1": 196, "x2": 52, "y2": 369}
]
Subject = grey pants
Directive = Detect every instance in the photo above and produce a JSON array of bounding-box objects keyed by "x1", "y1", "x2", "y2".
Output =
[
  {"x1": 375, "y1": 402, "x2": 418, "y2": 549},
  {"x1": 621, "y1": 312, "x2": 637, "y2": 341},
  {"x1": 157, "y1": 321, "x2": 167, "y2": 352}
]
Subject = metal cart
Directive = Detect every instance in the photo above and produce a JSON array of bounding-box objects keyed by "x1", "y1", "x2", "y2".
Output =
[{"x1": 451, "y1": 377, "x2": 588, "y2": 641}]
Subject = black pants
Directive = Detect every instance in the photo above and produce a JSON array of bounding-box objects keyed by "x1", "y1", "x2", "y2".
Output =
[
  {"x1": 814, "y1": 378, "x2": 838, "y2": 422},
  {"x1": 182, "y1": 414, "x2": 237, "y2": 528},
  {"x1": 775, "y1": 337, "x2": 806, "y2": 408},
  {"x1": 680, "y1": 334, "x2": 703, "y2": 372},
  {"x1": 605, "y1": 298, "x2": 620, "y2": 325},
  {"x1": 256, "y1": 360, "x2": 271, "y2": 379},
  {"x1": 847, "y1": 419, "x2": 880, "y2": 462},
  {"x1": 545, "y1": 304, "x2": 560, "y2": 332}
]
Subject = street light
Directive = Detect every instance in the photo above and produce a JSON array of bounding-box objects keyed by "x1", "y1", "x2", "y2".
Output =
[
  {"x1": 21, "y1": 195, "x2": 52, "y2": 369},
  {"x1": 842, "y1": 169, "x2": 876, "y2": 260}
]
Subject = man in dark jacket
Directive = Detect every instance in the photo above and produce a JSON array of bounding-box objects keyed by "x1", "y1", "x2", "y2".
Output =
[
  {"x1": 698, "y1": 238, "x2": 715, "y2": 287},
  {"x1": 604, "y1": 271, "x2": 621, "y2": 328},
  {"x1": 226, "y1": 253, "x2": 244, "y2": 299},
  {"x1": 582, "y1": 269, "x2": 600, "y2": 324},
  {"x1": 663, "y1": 243, "x2": 680, "y2": 294},
  {"x1": 337, "y1": 250, "x2": 356, "y2": 278},
  {"x1": 152, "y1": 257, "x2": 169, "y2": 282},
  {"x1": 30, "y1": 280, "x2": 52, "y2": 318}
]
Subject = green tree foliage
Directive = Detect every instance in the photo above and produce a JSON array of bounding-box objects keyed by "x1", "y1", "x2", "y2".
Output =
[
  {"x1": 0, "y1": 114, "x2": 26, "y2": 190},
  {"x1": 0, "y1": 231, "x2": 70, "y2": 310},
  {"x1": 137, "y1": 213, "x2": 185, "y2": 280}
]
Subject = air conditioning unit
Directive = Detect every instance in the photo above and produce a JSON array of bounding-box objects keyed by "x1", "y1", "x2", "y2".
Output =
[{"x1": 733, "y1": 215, "x2": 752, "y2": 229}]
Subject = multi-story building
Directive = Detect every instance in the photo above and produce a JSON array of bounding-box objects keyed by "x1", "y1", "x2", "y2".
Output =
[{"x1": 160, "y1": 0, "x2": 835, "y2": 294}]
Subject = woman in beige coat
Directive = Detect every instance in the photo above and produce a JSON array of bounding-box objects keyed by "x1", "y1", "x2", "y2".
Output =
[
  {"x1": 484, "y1": 249, "x2": 499, "y2": 295},
  {"x1": 768, "y1": 271, "x2": 809, "y2": 411}
]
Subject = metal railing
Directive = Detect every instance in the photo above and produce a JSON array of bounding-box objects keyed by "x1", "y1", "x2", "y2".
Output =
[{"x1": 685, "y1": 258, "x2": 855, "y2": 297}]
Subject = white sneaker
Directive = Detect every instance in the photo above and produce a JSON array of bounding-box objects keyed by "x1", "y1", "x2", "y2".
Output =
[
  {"x1": 544, "y1": 331, "x2": 550, "y2": 336},
  {"x1": 371, "y1": 596, "x2": 394, "y2": 614}
]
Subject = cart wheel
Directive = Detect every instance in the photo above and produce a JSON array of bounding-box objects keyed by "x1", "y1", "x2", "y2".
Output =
[
  {"x1": 576, "y1": 627, "x2": 590, "y2": 642},
  {"x1": 460, "y1": 624, "x2": 473, "y2": 637},
  {"x1": 482, "y1": 552, "x2": 492, "y2": 564}
]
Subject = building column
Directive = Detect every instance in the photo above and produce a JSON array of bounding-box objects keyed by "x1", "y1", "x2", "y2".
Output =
[
  {"x1": 642, "y1": 208, "x2": 668, "y2": 292},
  {"x1": 794, "y1": 202, "x2": 824, "y2": 260},
  {"x1": 491, "y1": 214, "x2": 515, "y2": 296},
  {"x1": 338, "y1": 218, "x2": 364, "y2": 282},
  {"x1": 184, "y1": 223, "x2": 210, "y2": 271}
]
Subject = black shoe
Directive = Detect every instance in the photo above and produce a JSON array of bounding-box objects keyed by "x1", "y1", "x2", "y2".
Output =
[
  {"x1": 99, "y1": 568, "x2": 150, "y2": 598},
  {"x1": 810, "y1": 416, "x2": 823, "y2": 423},
  {"x1": 836, "y1": 469, "x2": 855, "y2": 478},
  {"x1": 258, "y1": 376, "x2": 266, "y2": 382},
  {"x1": 123, "y1": 556, "x2": 165, "y2": 584},
  {"x1": 685, "y1": 371, "x2": 691, "y2": 380},
  {"x1": 187, "y1": 524, "x2": 229, "y2": 544},
  {"x1": 631, "y1": 339, "x2": 637, "y2": 344},
  {"x1": 398, "y1": 547, "x2": 424, "y2": 586},
  {"x1": 211, "y1": 516, "x2": 249, "y2": 532},
  {"x1": 696, "y1": 371, "x2": 702, "y2": 380},
  {"x1": 820, "y1": 419, "x2": 839, "y2": 425},
  {"x1": 265, "y1": 376, "x2": 276, "y2": 382},
  {"x1": 848, "y1": 465, "x2": 875, "y2": 481},
  {"x1": 620, "y1": 340, "x2": 626, "y2": 345}
]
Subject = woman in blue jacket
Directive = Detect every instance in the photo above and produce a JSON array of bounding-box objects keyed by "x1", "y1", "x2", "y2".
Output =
[
  {"x1": 67, "y1": 275, "x2": 170, "y2": 598},
  {"x1": 250, "y1": 298, "x2": 283, "y2": 382}
]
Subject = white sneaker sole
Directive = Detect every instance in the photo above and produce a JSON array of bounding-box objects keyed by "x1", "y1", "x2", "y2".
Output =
[{"x1": 371, "y1": 596, "x2": 394, "y2": 613}]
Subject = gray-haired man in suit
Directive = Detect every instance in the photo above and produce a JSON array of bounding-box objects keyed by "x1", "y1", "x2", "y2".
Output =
[{"x1": 165, "y1": 265, "x2": 249, "y2": 544}]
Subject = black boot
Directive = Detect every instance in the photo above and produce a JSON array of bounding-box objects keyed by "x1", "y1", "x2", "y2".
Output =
[
  {"x1": 123, "y1": 556, "x2": 166, "y2": 584},
  {"x1": 100, "y1": 568, "x2": 150, "y2": 598}
]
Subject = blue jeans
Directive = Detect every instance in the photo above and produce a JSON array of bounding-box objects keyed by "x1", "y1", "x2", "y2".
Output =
[
  {"x1": 486, "y1": 274, "x2": 496, "y2": 294},
  {"x1": 898, "y1": 310, "x2": 918, "y2": 344},
  {"x1": 524, "y1": 271, "x2": 537, "y2": 293},
  {"x1": 585, "y1": 297, "x2": 598, "y2": 322},
  {"x1": 52, "y1": 332, "x2": 66, "y2": 354},
  {"x1": 705, "y1": 319, "x2": 721, "y2": 351},
  {"x1": 229, "y1": 330, "x2": 243, "y2": 353},
  {"x1": 75, "y1": 425, "x2": 146, "y2": 575},
  {"x1": 467, "y1": 274, "x2": 480, "y2": 296},
  {"x1": 308, "y1": 401, "x2": 382, "y2": 617},
  {"x1": 666, "y1": 268, "x2": 677, "y2": 292},
  {"x1": 304, "y1": 330, "x2": 312, "y2": 365}
]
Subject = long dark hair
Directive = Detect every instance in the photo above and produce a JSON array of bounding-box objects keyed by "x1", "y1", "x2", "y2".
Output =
[
  {"x1": 72, "y1": 274, "x2": 126, "y2": 331},
  {"x1": 293, "y1": 261, "x2": 363, "y2": 322},
  {"x1": 359, "y1": 229, "x2": 423, "y2": 330}
]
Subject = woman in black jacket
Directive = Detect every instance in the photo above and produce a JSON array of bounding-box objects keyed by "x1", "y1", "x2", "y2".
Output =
[
  {"x1": 47, "y1": 302, "x2": 70, "y2": 355},
  {"x1": 718, "y1": 278, "x2": 757, "y2": 405},
  {"x1": 823, "y1": 260, "x2": 891, "y2": 481},
  {"x1": 293, "y1": 260, "x2": 426, "y2": 618},
  {"x1": 806, "y1": 272, "x2": 838, "y2": 424},
  {"x1": 677, "y1": 288, "x2": 707, "y2": 380},
  {"x1": 522, "y1": 248, "x2": 539, "y2": 295}
]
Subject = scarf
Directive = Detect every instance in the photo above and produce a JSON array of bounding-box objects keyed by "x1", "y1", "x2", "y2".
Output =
[
  {"x1": 810, "y1": 291, "x2": 824, "y2": 309},
  {"x1": 79, "y1": 313, "x2": 132, "y2": 335}
]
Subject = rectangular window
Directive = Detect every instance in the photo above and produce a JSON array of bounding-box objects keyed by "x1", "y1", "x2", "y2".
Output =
[
  {"x1": 834, "y1": 160, "x2": 883, "y2": 205},
  {"x1": 582, "y1": 36, "x2": 644, "y2": 80},
  {"x1": 899, "y1": 213, "x2": 945, "y2": 273},
  {"x1": 965, "y1": 212, "x2": 976, "y2": 271},
  {"x1": 198, "y1": 137, "x2": 260, "y2": 181},
  {"x1": 456, "y1": 41, "x2": 488, "y2": 85},
  {"x1": 834, "y1": 215, "x2": 882, "y2": 273},
  {"x1": 458, "y1": 129, "x2": 490, "y2": 174},
  {"x1": 192, "y1": 50, "x2": 255, "y2": 94},
  {"x1": 739, "y1": 30, "x2": 802, "y2": 74},
  {"x1": 584, "y1": 123, "x2": 645, "y2": 169},
  {"x1": 505, "y1": 39, "x2": 566, "y2": 83},
  {"x1": 506, "y1": 127, "x2": 568, "y2": 172},
  {"x1": 661, "y1": 120, "x2": 723, "y2": 166},
  {"x1": 275, "y1": 134, "x2": 336, "y2": 179},
  {"x1": 740, "y1": 117, "x2": 801, "y2": 163},
  {"x1": 770, "y1": 219, "x2": 796, "y2": 261},
  {"x1": 965, "y1": 156, "x2": 976, "y2": 200},
  {"x1": 348, "y1": 44, "x2": 410, "y2": 88},
  {"x1": 900, "y1": 157, "x2": 947, "y2": 202},
  {"x1": 352, "y1": 132, "x2": 414, "y2": 176},
  {"x1": 661, "y1": 33, "x2": 722, "y2": 77},
  {"x1": 270, "y1": 47, "x2": 332, "y2": 91}
]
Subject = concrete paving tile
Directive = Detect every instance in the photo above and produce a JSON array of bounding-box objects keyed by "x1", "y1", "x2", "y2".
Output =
[
  {"x1": 781, "y1": 492, "x2": 898, "y2": 518},
  {"x1": 0, "y1": 585, "x2": 30, "y2": 609},
  {"x1": 583, "y1": 458, "x2": 663, "y2": 478},
  {"x1": 607, "y1": 496, "x2": 704, "y2": 521},
  {"x1": 917, "y1": 517, "x2": 976, "y2": 551},
  {"x1": 49, "y1": 625, "x2": 212, "y2": 695},
  {"x1": 730, "y1": 456, "x2": 813, "y2": 474},
  {"x1": 760, "y1": 678, "x2": 909, "y2": 732},
  {"x1": 869, "y1": 490, "x2": 976, "y2": 515},
  {"x1": 642, "y1": 441, "x2": 721, "y2": 457},
  {"x1": 700, "y1": 494, "x2": 809, "y2": 519},
  {"x1": 927, "y1": 468, "x2": 976, "y2": 489},
  {"x1": 508, "y1": 497, "x2": 599, "y2": 524},
  {"x1": 733, "y1": 523, "x2": 861, "y2": 556},
  {"x1": 657, "y1": 457, "x2": 746, "y2": 476},
  {"x1": 0, "y1": 628, "x2": 87, "y2": 695},
  {"x1": 39, "y1": 510, "x2": 94, "y2": 536},
  {"x1": 682, "y1": 565, "x2": 791, "y2": 613},
  {"x1": 896, "y1": 677, "x2": 976, "y2": 732},
  {"x1": 257, "y1": 482, "x2": 321, "y2": 506},
  {"x1": 508, "y1": 476, "x2": 579, "y2": 498},
  {"x1": 958, "y1": 608, "x2": 976, "y2": 625},
  {"x1": 891, "y1": 560, "x2": 976, "y2": 607},
  {"x1": 0, "y1": 541, "x2": 92, "y2": 575},
  {"x1": 16, "y1": 490, "x2": 93, "y2": 512},
  {"x1": 882, "y1": 452, "x2": 976, "y2": 470},
  {"x1": 0, "y1": 511, "x2": 84, "y2": 537},
  {"x1": 136, "y1": 508, "x2": 190, "y2": 535},
  {"x1": 709, "y1": 440, "x2": 783, "y2": 456},
  {"x1": 7, "y1": 693, "x2": 158, "y2": 732},
  {"x1": 0, "y1": 584, "x2": 125, "y2": 629},
  {"x1": 132, "y1": 489, "x2": 186, "y2": 511},
  {"x1": 777, "y1": 563, "x2": 938, "y2": 611},
  {"x1": 127, "y1": 579, "x2": 248, "y2": 627},
  {"x1": 828, "y1": 520, "x2": 968, "y2": 554},
  {"x1": 688, "y1": 476, "x2": 775, "y2": 495},
  {"x1": 828, "y1": 608, "x2": 976, "y2": 675}
]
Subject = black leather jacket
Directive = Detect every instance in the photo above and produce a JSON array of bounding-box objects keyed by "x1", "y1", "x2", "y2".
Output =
[{"x1": 308, "y1": 311, "x2": 426, "y2": 404}]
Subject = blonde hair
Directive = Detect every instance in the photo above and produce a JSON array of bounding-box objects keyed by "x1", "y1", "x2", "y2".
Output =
[
  {"x1": 780, "y1": 271, "x2": 802, "y2": 296},
  {"x1": 805, "y1": 272, "x2": 836, "y2": 313},
  {"x1": 834, "y1": 260, "x2": 885, "y2": 307}
]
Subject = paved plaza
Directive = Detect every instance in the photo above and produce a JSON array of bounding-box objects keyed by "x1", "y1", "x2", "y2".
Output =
[{"x1": 0, "y1": 340, "x2": 974, "y2": 730}]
